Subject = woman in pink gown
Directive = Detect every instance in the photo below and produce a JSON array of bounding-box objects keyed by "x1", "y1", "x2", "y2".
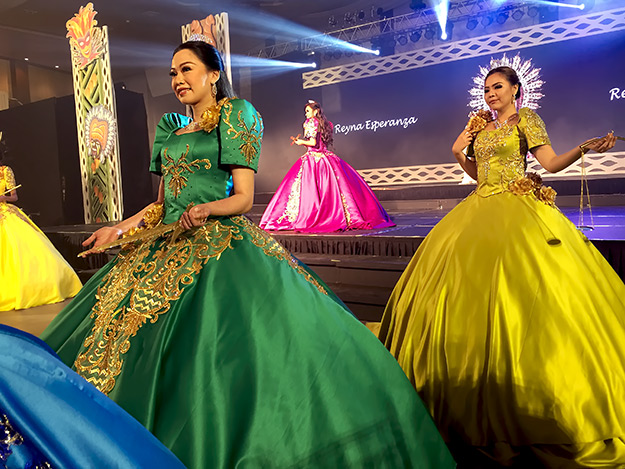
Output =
[{"x1": 260, "y1": 101, "x2": 394, "y2": 232}]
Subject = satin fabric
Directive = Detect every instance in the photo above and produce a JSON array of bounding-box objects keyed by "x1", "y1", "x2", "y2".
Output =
[
  {"x1": 379, "y1": 108, "x2": 625, "y2": 467},
  {"x1": 0, "y1": 325, "x2": 185, "y2": 468},
  {"x1": 41, "y1": 102, "x2": 455, "y2": 468},
  {"x1": 0, "y1": 167, "x2": 81, "y2": 311},
  {"x1": 260, "y1": 118, "x2": 394, "y2": 232}
]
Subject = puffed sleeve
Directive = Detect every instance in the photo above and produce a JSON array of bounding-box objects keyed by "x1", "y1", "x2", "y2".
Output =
[
  {"x1": 218, "y1": 98, "x2": 263, "y2": 172},
  {"x1": 303, "y1": 117, "x2": 318, "y2": 139},
  {"x1": 149, "y1": 113, "x2": 191, "y2": 175},
  {"x1": 4, "y1": 166, "x2": 16, "y2": 189},
  {"x1": 518, "y1": 107, "x2": 551, "y2": 150}
]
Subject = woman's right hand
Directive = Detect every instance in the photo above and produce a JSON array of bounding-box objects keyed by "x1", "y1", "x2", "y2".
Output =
[
  {"x1": 452, "y1": 129, "x2": 474, "y2": 156},
  {"x1": 82, "y1": 226, "x2": 122, "y2": 250}
]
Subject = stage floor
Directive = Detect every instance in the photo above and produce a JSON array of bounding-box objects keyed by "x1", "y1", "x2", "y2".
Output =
[{"x1": 256, "y1": 205, "x2": 625, "y2": 241}]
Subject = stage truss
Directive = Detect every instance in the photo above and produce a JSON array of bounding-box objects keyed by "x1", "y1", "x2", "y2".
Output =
[
  {"x1": 301, "y1": 7, "x2": 625, "y2": 186},
  {"x1": 302, "y1": 7, "x2": 625, "y2": 89}
]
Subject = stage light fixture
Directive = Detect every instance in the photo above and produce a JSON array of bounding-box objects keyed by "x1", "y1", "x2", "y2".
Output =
[
  {"x1": 481, "y1": 15, "x2": 494, "y2": 27},
  {"x1": 328, "y1": 16, "x2": 337, "y2": 27},
  {"x1": 333, "y1": 50, "x2": 342, "y2": 59},
  {"x1": 497, "y1": 11, "x2": 509, "y2": 24},
  {"x1": 528, "y1": 6, "x2": 539, "y2": 17},
  {"x1": 512, "y1": 9, "x2": 524, "y2": 21},
  {"x1": 424, "y1": 28, "x2": 435, "y2": 40},
  {"x1": 410, "y1": 30, "x2": 422, "y2": 42},
  {"x1": 397, "y1": 35, "x2": 408, "y2": 46},
  {"x1": 440, "y1": 21, "x2": 454, "y2": 41},
  {"x1": 323, "y1": 51, "x2": 332, "y2": 61},
  {"x1": 466, "y1": 18, "x2": 478, "y2": 30},
  {"x1": 358, "y1": 10, "x2": 365, "y2": 20}
]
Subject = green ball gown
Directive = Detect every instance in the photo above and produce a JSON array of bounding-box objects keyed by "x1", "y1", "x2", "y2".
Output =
[
  {"x1": 41, "y1": 98, "x2": 454, "y2": 468},
  {"x1": 379, "y1": 108, "x2": 625, "y2": 467}
]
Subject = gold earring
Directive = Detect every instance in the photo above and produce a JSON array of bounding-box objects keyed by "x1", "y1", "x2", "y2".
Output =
[{"x1": 211, "y1": 82, "x2": 217, "y2": 98}]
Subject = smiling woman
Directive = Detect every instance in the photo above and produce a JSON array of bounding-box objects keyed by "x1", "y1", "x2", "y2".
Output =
[{"x1": 40, "y1": 40, "x2": 454, "y2": 468}]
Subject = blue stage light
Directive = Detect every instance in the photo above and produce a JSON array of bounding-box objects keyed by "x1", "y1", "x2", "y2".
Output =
[{"x1": 526, "y1": 0, "x2": 586, "y2": 9}]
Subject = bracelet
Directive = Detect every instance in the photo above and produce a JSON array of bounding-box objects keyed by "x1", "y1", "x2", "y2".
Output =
[{"x1": 115, "y1": 228, "x2": 123, "y2": 236}]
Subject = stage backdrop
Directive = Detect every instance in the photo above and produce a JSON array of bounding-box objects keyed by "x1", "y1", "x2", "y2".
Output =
[{"x1": 251, "y1": 28, "x2": 625, "y2": 193}]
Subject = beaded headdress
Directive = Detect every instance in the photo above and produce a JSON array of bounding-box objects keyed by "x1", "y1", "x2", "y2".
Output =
[{"x1": 469, "y1": 53, "x2": 544, "y2": 113}]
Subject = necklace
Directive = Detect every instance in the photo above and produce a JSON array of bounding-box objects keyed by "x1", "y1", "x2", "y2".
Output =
[{"x1": 494, "y1": 112, "x2": 517, "y2": 129}]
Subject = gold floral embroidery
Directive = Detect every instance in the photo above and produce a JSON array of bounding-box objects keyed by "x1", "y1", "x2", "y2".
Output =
[
  {"x1": 125, "y1": 203, "x2": 164, "y2": 237},
  {"x1": 474, "y1": 125, "x2": 525, "y2": 196},
  {"x1": 518, "y1": 108, "x2": 550, "y2": 149},
  {"x1": 222, "y1": 101, "x2": 263, "y2": 165},
  {"x1": 1, "y1": 166, "x2": 16, "y2": 191},
  {"x1": 233, "y1": 216, "x2": 328, "y2": 295},
  {"x1": 340, "y1": 194, "x2": 352, "y2": 227},
  {"x1": 508, "y1": 172, "x2": 557, "y2": 206},
  {"x1": 162, "y1": 144, "x2": 211, "y2": 198},
  {"x1": 74, "y1": 219, "x2": 243, "y2": 394},
  {"x1": 277, "y1": 164, "x2": 303, "y2": 224},
  {"x1": 0, "y1": 203, "x2": 37, "y2": 226},
  {"x1": 303, "y1": 118, "x2": 317, "y2": 139},
  {"x1": 308, "y1": 151, "x2": 326, "y2": 162}
]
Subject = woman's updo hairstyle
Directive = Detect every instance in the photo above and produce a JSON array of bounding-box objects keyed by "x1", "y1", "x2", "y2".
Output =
[
  {"x1": 173, "y1": 41, "x2": 235, "y2": 102},
  {"x1": 486, "y1": 66, "x2": 521, "y2": 100}
]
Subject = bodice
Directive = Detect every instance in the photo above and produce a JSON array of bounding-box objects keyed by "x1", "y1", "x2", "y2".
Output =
[
  {"x1": 303, "y1": 117, "x2": 328, "y2": 152},
  {"x1": 150, "y1": 99, "x2": 263, "y2": 224},
  {"x1": 0, "y1": 166, "x2": 16, "y2": 196},
  {"x1": 470, "y1": 108, "x2": 550, "y2": 197}
]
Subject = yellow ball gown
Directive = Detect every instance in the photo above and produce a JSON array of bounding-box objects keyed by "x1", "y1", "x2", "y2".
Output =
[
  {"x1": 379, "y1": 108, "x2": 625, "y2": 467},
  {"x1": 0, "y1": 166, "x2": 81, "y2": 310}
]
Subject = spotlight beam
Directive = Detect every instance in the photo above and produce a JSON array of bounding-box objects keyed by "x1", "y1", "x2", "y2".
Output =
[{"x1": 526, "y1": 0, "x2": 585, "y2": 9}]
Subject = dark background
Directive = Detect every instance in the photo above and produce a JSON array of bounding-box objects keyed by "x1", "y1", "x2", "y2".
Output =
[{"x1": 253, "y1": 29, "x2": 625, "y2": 193}]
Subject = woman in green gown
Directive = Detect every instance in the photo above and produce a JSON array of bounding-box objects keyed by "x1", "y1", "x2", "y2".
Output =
[
  {"x1": 379, "y1": 65, "x2": 624, "y2": 467},
  {"x1": 40, "y1": 41, "x2": 454, "y2": 468}
]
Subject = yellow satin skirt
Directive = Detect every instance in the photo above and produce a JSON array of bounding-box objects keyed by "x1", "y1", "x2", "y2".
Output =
[
  {"x1": 0, "y1": 203, "x2": 82, "y2": 311},
  {"x1": 379, "y1": 191, "x2": 625, "y2": 467}
]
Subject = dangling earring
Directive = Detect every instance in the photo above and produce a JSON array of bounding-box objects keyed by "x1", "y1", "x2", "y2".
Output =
[{"x1": 211, "y1": 82, "x2": 217, "y2": 98}]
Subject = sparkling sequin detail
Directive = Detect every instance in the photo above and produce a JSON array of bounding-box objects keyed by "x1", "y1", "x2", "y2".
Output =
[
  {"x1": 222, "y1": 100, "x2": 263, "y2": 165},
  {"x1": 473, "y1": 108, "x2": 549, "y2": 198},
  {"x1": 162, "y1": 145, "x2": 211, "y2": 198},
  {"x1": 74, "y1": 220, "x2": 243, "y2": 394},
  {"x1": 75, "y1": 216, "x2": 328, "y2": 393},
  {"x1": 277, "y1": 164, "x2": 303, "y2": 224},
  {"x1": 234, "y1": 217, "x2": 328, "y2": 295},
  {"x1": 303, "y1": 118, "x2": 317, "y2": 139},
  {"x1": 0, "y1": 414, "x2": 52, "y2": 468}
]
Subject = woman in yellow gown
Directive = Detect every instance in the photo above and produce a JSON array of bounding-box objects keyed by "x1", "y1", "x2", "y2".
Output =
[
  {"x1": 378, "y1": 66, "x2": 625, "y2": 467},
  {"x1": 0, "y1": 148, "x2": 82, "y2": 310}
]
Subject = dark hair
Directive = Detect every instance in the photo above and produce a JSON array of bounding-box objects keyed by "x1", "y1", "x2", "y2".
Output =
[
  {"x1": 173, "y1": 41, "x2": 235, "y2": 102},
  {"x1": 486, "y1": 66, "x2": 521, "y2": 100},
  {"x1": 305, "y1": 101, "x2": 334, "y2": 148}
]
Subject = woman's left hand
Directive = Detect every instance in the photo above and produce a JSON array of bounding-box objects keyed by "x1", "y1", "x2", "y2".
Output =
[
  {"x1": 179, "y1": 204, "x2": 210, "y2": 230},
  {"x1": 582, "y1": 131, "x2": 616, "y2": 154}
]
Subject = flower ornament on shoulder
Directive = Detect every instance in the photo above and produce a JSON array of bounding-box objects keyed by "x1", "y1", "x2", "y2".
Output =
[
  {"x1": 466, "y1": 109, "x2": 493, "y2": 135},
  {"x1": 197, "y1": 97, "x2": 231, "y2": 133}
]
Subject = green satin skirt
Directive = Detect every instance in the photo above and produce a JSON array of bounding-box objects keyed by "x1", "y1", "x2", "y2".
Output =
[
  {"x1": 379, "y1": 191, "x2": 625, "y2": 467},
  {"x1": 42, "y1": 216, "x2": 455, "y2": 468}
]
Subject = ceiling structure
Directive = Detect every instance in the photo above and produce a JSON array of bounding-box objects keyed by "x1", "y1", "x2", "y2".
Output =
[
  {"x1": 0, "y1": 0, "x2": 409, "y2": 77},
  {"x1": 0, "y1": 0, "x2": 617, "y2": 79}
]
